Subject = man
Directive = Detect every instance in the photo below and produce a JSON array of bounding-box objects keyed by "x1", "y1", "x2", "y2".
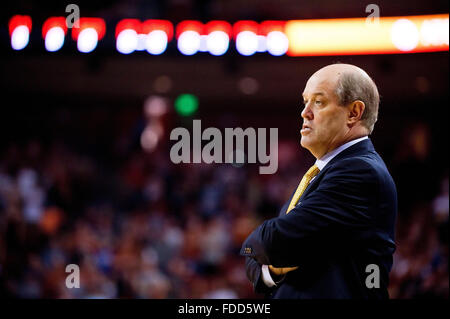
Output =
[{"x1": 241, "y1": 63, "x2": 397, "y2": 299}]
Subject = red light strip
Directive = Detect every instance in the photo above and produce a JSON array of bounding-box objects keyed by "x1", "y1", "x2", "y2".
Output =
[
  {"x1": 142, "y1": 20, "x2": 174, "y2": 41},
  {"x1": 9, "y1": 15, "x2": 32, "y2": 35},
  {"x1": 176, "y1": 20, "x2": 204, "y2": 38},
  {"x1": 115, "y1": 19, "x2": 141, "y2": 37},
  {"x1": 232, "y1": 20, "x2": 259, "y2": 39},
  {"x1": 71, "y1": 18, "x2": 106, "y2": 40},
  {"x1": 7, "y1": 14, "x2": 449, "y2": 55},
  {"x1": 42, "y1": 17, "x2": 68, "y2": 38},
  {"x1": 205, "y1": 21, "x2": 232, "y2": 35}
]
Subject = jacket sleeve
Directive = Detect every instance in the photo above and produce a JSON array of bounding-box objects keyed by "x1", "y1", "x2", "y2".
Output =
[
  {"x1": 245, "y1": 257, "x2": 278, "y2": 294},
  {"x1": 241, "y1": 158, "x2": 385, "y2": 267}
]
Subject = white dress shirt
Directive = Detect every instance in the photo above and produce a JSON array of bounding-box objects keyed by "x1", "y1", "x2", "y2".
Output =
[{"x1": 261, "y1": 136, "x2": 369, "y2": 287}]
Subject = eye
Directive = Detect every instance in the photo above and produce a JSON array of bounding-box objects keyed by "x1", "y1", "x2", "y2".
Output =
[{"x1": 315, "y1": 100, "x2": 322, "y2": 105}]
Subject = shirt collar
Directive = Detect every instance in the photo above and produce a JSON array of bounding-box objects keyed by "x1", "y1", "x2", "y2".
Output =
[{"x1": 315, "y1": 136, "x2": 368, "y2": 171}]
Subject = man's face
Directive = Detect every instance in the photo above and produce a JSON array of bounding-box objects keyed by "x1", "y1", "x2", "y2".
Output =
[{"x1": 300, "y1": 71, "x2": 349, "y2": 159}]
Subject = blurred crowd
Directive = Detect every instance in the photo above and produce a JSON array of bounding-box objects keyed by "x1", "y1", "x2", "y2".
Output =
[{"x1": 0, "y1": 112, "x2": 448, "y2": 299}]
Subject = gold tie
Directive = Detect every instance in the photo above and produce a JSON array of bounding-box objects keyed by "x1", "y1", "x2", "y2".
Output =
[
  {"x1": 286, "y1": 164, "x2": 320, "y2": 214},
  {"x1": 269, "y1": 164, "x2": 320, "y2": 276}
]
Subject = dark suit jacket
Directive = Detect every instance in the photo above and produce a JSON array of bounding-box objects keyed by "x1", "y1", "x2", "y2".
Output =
[{"x1": 241, "y1": 138, "x2": 397, "y2": 299}]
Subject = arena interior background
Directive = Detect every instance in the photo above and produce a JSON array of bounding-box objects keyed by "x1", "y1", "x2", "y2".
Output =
[{"x1": 0, "y1": 0, "x2": 448, "y2": 298}]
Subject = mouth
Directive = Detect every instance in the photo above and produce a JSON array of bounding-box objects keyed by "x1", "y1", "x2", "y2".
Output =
[{"x1": 301, "y1": 124, "x2": 312, "y2": 135}]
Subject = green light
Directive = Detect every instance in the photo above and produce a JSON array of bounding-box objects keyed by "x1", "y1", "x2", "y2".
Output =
[{"x1": 175, "y1": 94, "x2": 198, "y2": 116}]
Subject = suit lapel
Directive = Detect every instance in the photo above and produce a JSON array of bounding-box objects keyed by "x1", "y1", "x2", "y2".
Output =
[
  {"x1": 282, "y1": 168, "x2": 326, "y2": 213},
  {"x1": 297, "y1": 168, "x2": 326, "y2": 202},
  {"x1": 293, "y1": 138, "x2": 375, "y2": 206}
]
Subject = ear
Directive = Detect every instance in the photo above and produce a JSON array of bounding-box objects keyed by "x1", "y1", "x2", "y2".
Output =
[{"x1": 347, "y1": 100, "x2": 365, "y2": 125}]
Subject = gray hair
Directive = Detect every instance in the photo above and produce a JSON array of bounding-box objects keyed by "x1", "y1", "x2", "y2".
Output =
[{"x1": 334, "y1": 71, "x2": 380, "y2": 134}]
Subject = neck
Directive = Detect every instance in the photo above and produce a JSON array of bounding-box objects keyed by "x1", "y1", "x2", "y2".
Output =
[{"x1": 315, "y1": 127, "x2": 368, "y2": 159}]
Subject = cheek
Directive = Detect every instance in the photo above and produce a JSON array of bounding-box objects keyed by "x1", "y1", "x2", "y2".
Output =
[
  {"x1": 322, "y1": 109, "x2": 344, "y2": 126},
  {"x1": 315, "y1": 111, "x2": 343, "y2": 138}
]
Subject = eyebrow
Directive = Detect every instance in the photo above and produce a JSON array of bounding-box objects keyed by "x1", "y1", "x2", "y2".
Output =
[{"x1": 302, "y1": 92, "x2": 326, "y2": 100}]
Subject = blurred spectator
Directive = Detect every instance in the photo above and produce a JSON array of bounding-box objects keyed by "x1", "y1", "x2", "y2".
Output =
[{"x1": 0, "y1": 110, "x2": 448, "y2": 299}]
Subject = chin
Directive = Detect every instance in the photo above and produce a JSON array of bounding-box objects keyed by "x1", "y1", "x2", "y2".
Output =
[
  {"x1": 301, "y1": 136, "x2": 316, "y2": 154},
  {"x1": 300, "y1": 136, "x2": 310, "y2": 149}
]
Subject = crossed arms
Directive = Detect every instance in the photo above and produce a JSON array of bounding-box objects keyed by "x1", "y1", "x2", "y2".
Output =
[{"x1": 240, "y1": 158, "x2": 393, "y2": 292}]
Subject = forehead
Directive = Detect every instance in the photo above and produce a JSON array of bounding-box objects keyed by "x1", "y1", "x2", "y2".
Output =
[{"x1": 302, "y1": 71, "x2": 340, "y2": 98}]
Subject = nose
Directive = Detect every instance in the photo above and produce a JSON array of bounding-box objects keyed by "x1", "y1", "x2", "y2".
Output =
[{"x1": 301, "y1": 103, "x2": 313, "y2": 121}]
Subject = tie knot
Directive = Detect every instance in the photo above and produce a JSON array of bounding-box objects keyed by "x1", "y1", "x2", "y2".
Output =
[
  {"x1": 285, "y1": 164, "x2": 321, "y2": 214},
  {"x1": 305, "y1": 164, "x2": 320, "y2": 179}
]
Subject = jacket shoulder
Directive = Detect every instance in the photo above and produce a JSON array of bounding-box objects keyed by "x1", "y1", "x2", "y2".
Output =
[{"x1": 325, "y1": 151, "x2": 396, "y2": 192}]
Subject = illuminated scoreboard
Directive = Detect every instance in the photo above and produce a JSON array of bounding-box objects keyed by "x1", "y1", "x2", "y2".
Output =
[{"x1": 8, "y1": 14, "x2": 449, "y2": 56}]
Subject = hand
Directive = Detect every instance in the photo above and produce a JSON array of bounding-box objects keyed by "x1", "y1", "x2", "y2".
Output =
[{"x1": 268, "y1": 265, "x2": 299, "y2": 276}]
